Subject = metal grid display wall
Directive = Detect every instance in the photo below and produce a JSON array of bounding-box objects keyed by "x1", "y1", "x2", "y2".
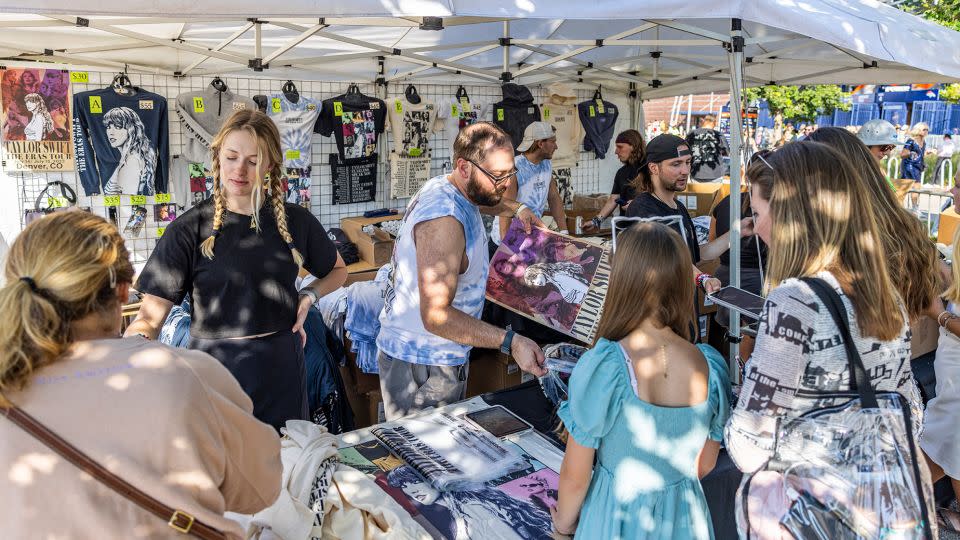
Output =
[{"x1": 12, "y1": 70, "x2": 605, "y2": 265}]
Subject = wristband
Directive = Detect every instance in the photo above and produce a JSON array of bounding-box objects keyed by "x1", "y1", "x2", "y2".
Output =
[
  {"x1": 500, "y1": 328, "x2": 515, "y2": 355},
  {"x1": 938, "y1": 310, "x2": 957, "y2": 328},
  {"x1": 514, "y1": 203, "x2": 529, "y2": 217},
  {"x1": 299, "y1": 288, "x2": 319, "y2": 305},
  {"x1": 591, "y1": 216, "x2": 603, "y2": 229},
  {"x1": 696, "y1": 273, "x2": 713, "y2": 291}
]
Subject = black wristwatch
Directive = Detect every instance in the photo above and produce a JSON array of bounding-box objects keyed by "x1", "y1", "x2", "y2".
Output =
[{"x1": 500, "y1": 328, "x2": 515, "y2": 355}]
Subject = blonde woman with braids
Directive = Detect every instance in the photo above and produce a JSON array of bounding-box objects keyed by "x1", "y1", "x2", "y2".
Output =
[
  {"x1": 129, "y1": 109, "x2": 346, "y2": 431},
  {"x1": 0, "y1": 211, "x2": 280, "y2": 538}
]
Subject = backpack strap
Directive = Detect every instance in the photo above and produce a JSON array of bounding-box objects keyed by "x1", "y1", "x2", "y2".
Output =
[{"x1": 800, "y1": 277, "x2": 879, "y2": 409}]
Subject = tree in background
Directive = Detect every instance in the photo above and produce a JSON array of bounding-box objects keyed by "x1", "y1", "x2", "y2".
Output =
[
  {"x1": 899, "y1": 0, "x2": 960, "y2": 31},
  {"x1": 744, "y1": 85, "x2": 850, "y2": 124}
]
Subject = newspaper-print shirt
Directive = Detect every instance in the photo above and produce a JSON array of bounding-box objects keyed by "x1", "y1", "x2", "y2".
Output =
[{"x1": 725, "y1": 271, "x2": 922, "y2": 473}]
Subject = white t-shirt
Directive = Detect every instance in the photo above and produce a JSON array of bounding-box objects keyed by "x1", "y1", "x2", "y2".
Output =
[
  {"x1": 437, "y1": 98, "x2": 492, "y2": 143},
  {"x1": 385, "y1": 97, "x2": 441, "y2": 157},
  {"x1": 939, "y1": 140, "x2": 956, "y2": 158},
  {"x1": 540, "y1": 102, "x2": 581, "y2": 169}
]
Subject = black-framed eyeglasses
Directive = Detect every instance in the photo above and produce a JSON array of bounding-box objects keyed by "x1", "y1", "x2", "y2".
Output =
[{"x1": 466, "y1": 159, "x2": 517, "y2": 185}]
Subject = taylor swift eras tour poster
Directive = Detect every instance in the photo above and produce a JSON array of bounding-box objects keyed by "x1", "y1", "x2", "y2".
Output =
[
  {"x1": 487, "y1": 221, "x2": 611, "y2": 343},
  {"x1": 0, "y1": 68, "x2": 73, "y2": 171}
]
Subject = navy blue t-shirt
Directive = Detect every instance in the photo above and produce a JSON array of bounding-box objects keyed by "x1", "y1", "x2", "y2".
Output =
[{"x1": 72, "y1": 87, "x2": 169, "y2": 195}]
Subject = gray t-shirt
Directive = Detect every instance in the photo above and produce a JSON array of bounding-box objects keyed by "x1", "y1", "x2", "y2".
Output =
[{"x1": 685, "y1": 128, "x2": 729, "y2": 181}]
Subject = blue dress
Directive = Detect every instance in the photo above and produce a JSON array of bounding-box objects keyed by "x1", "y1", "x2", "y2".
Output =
[{"x1": 557, "y1": 338, "x2": 731, "y2": 540}]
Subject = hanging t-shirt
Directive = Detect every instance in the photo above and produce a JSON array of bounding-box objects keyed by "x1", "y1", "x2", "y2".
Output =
[
  {"x1": 176, "y1": 86, "x2": 256, "y2": 164},
  {"x1": 685, "y1": 128, "x2": 729, "y2": 181},
  {"x1": 577, "y1": 98, "x2": 618, "y2": 159},
  {"x1": 73, "y1": 87, "x2": 169, "y2": 196},
  {"x1": 491, "y1": 155, "x2": 552, "y2": 245},
  {"x1": 264, "y1": 93, "x2": 321, "y2": 170},
  {"x1": 315, "y1": 92, "x2": 387, "y2": 163},
  {"x1": 169, "y1": 155, "x2": 213, "y2": 210},
  {"x1": 436, "y1": 98, "x2": 491, "y2": 142},
  {"x1": 385, "y1": 96, "x2": 440, "y2": 157},
  {"x1": 541, "y1": 83, "x2": 582, "y2": 169}
]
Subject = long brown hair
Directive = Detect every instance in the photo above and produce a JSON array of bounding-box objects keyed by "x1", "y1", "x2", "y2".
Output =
[
  {"x1": 0, "y1": 211, "x2": 134, "y2": 406},
  {"x1": 747, "y1": 141, "x2": 903, "y2": 340},
  {"x1": 595, "y1": 222, "x2": 694, "y2": 342},
  {"x1": 806, "y1": 127, "x2": 938, "y2": 319},
  {"x1": 200, "y1": 109, "x2": 303, "y2": 266}
]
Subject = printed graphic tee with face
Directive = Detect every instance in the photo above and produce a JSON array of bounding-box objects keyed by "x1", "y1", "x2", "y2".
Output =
[
  {"x1": 437, "y1": 98, "x2": 491, "y2": 146},
  {"x1": 264, "y1": 94, "x2": 321, "y2": 171},
  {"x1": 316, "y1": 91, "x2": 387, "y2": 163},
  {"x1": 385, "y1": 96, "x2": 441, "y2": 157}
]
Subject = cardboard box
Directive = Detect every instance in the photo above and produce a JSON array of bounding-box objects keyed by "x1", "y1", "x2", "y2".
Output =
[
  {"x1": 341, "y1": 214, "x2": 403, "y2": 266},
  {"x1": 345, "y1": 260, "x2": 381, "y2": 285},
  {"x1": 466, "y1": 349, "x2": 524, "y2": 397},
  {"x1": 366, "y1": 390, "x2": 384, "y2": 425},
  {"x1": 938, "y1": 207, "x2": 960, "y2": 245},
  {"x1": 571, "y1": 193, "x2": 607, "y2": 212},
  {"x1": 679, "y1": 182, "x2": 723, "y2": 217}
]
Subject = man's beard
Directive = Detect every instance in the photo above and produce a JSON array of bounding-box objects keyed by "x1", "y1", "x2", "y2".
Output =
[
  {"x1": 465, "y1": 174, "x2": 504, "y2": 207},
  {"x1": 659, "y1": 175, "x2": 687, "y2": 192}
]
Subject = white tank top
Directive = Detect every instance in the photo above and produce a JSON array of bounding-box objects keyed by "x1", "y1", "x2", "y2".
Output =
[{"x1": 377, "y1": 175, "x2": 490, "y2": 366}]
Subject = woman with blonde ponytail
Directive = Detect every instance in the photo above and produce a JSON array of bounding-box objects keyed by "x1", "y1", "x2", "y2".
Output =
[
  {"x1": 129, "y1": 109, "x2": 346, "y2": 431},
  {"x1": 0, "y1": 211, "x2": 281, "y2": 538}
]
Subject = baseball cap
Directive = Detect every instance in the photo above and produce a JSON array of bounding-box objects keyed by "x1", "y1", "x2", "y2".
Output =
[
  {"x1": 327, "y1": 228, "x2": 360, "y2": 265},
  {"x1": 517, "y1": 121, "x2": 556, "y2": 152},
  {"x1": 643, "y1": 134, "x2": 692, "y2": 166},
  {"x1": 858, "y1": 119, "x2": 901, "y2": 147}
]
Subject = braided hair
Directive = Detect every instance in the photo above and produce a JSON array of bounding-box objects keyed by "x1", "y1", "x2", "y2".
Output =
[{"x1": 199, "y1": 109, "x2": 303, "y2": 266}]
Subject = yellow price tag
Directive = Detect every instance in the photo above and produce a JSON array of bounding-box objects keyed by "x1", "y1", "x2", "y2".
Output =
[
  {"x1": 409, "y1": 148, "x2": 423, "y2": 157},
  {"x1": 155, "y1": 193, "x2": 171, "y2": 203},
  {"x1": 103, "y1": 195, "x2": 120, "y2": 207},
  {"x1": 497, "y1": 108, "x2": 504, "y2": 121},
  {"x1": 460, "y1": 96, "x2": 469, "y2": 107},
  {"x1": 193, "y1": 97, "x2": 205, "y2": 113},
  {"x1": 70, "y1": 72, "x2": 89, "y2": 84},
  {"x1": 543, "y1": 107, "x2": 551, "y2": 119},
  {"x1": 157, "y1": 227, "x2": 166, "y2": 238},
  {"x1": 48, "y1": 196, "x2": 68, "y2": 208},
  {"x1": 588, "y1": 105, "x2": 596, "y2": 117},
  {"x1": 285, "y1": 149, "x2": 301, "y2": 160},
  {"x1": 333, "y1": 101, "x2": 343, "y2": 117},
  {"x1": 89, "y1": 96, "x2": 102, "y2": 114},
  {"x1": 394, "y1": 100, "x2": 403, "y2": 114},
  {"x1": 271, "y1": 98, "x2": 281, "y2": 113},
  {"x1": 596, "y1": 99, "x2": 605, "y2": 114},
  {"x1": 130, "y1": 195, "x2": 147, "y2": 205},
  {"x1": 451, "y1": 103, "x2": 459, "y2": 116}
]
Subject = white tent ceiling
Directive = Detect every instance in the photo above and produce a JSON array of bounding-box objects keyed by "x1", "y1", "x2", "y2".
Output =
[{"x1": 0, "y1": 1, "x2": 955, "y2": 98}]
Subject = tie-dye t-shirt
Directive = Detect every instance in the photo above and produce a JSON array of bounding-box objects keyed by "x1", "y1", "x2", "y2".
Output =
[
  {"x1": 265, "y1": 94, "x2": 321, "y2": 170},
  {"x1": 377, "y1": 175, "x2": 489, "y2": 366}
]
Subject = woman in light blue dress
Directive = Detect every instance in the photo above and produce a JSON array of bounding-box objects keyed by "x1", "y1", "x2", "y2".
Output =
[{"x1": 553, "y1": 222, "x2": 731, "y2": 540}]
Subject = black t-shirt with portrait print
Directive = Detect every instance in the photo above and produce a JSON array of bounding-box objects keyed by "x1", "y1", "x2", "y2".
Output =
[
  {"x1": 625, "y1": 192, "x2": 701, "y2": 263},
  {"x1": 135, "y1": 197, "x2": 338, "y2": 339},
  {"x1": 610, "y1": 162, "x2": 642, "y2": 213},
  {"x1": 315, "y1": 91, "x2": 387, "y2": 163}
]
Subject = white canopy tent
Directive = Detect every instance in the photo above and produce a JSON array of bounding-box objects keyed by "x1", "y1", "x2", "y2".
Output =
[{"x1": 0, "y1": 1, "x2": 958, "y2": 360}]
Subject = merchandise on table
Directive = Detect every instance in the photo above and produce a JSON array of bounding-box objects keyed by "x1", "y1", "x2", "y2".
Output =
[
  {"x1": 345, "y1": 279, "x2": 387, "y2": 374},
  {"x1": 73, "y1": 86, "x2": 169, "y2": 195}
]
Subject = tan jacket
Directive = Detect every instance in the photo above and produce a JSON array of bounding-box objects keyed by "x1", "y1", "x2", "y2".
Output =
[{"x1": 0, "y1": 337, "x2": 281, "y2": 539}]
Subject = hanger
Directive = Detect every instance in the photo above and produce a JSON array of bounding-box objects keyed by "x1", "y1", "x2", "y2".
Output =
[
  {"x1": 281, "y1": 80, "x2": 299, "y2": 104},
  {"x1": 111, "y1": 71, "x2": 132, "y2": 95},
  {"x1": 210, "y1": 76, "x2": 228, "y2": 93},
  {"x1": 455, "y1": 85, "x2": 469, "y2": 103},
  {"x1": 593, "y1": 86, "x2": 603, "y2": 102},
  {"x1": 404, "y1": 84, "x2": 421, "y2": 105},
  {"x1": 344, "y1": 83, "x2": 363, "y2": 105}
]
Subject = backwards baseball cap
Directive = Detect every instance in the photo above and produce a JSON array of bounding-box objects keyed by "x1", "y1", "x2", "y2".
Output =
[
  {"x1": 643, "y1": 134, "x2": 691, "y2": 165},
  {"x1": 517, "y1": 121, "x2": 556, "y2": 152}
]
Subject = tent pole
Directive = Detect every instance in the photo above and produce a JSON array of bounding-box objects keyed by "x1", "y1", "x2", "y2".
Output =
[
  {"x1": 502, "y1": 21, "x2": 510, "y2": 82},
  {"x1": 686, "y1": 93, "x2": 693, "y2": 133},
  {"x1": 727, "y1": 18, "x2": 745, "y2": 380}
]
